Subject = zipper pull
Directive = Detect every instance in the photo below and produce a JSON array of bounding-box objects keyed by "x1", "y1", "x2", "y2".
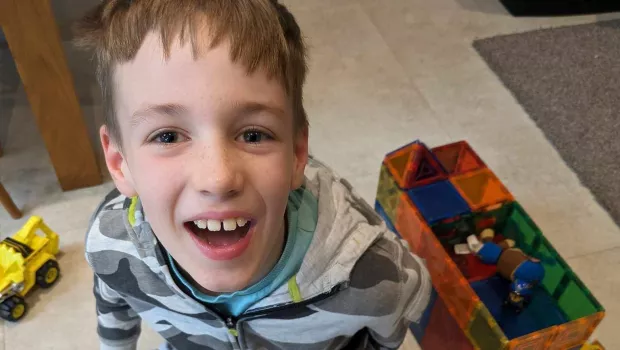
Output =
[{"x1": 226, "y1": 317, "x2": 239, "y2": 337}]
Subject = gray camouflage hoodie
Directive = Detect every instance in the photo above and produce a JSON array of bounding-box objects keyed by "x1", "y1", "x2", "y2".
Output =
[{"x1": 85, "y1": 157, "x2": 432, "y2": 350}]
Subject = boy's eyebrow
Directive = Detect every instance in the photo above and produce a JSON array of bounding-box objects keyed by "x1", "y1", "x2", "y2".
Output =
[
  {"x1": 230, "y1": 101, "x2": 287, "y2": 119},
  {"x1": 130, "y1": 103, "x2": 188, "y2": 127},
  {"x1": 130, "y1": 101, "x2": 286, "y2": 127}
]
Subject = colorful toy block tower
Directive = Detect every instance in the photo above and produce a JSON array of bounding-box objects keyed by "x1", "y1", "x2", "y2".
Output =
[{"x1": 375, "y1": 140, "x2": 605, "y2": 350}]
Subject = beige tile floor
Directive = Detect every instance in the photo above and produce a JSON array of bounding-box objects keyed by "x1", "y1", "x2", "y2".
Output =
[{"x1": 1, "y1": 0, "x2": 620, "y2": 349}]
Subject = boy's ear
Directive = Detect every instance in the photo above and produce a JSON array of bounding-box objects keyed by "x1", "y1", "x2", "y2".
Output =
[
  {"x1": 291, "y1": 126, "x2": 309, "y2": 190},
  {"x1": 100, "y1": 125, "x2": 138, "y2": 197}
]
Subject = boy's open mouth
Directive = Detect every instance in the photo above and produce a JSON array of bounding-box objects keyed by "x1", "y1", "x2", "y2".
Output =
[{"x1": 185, "y1": 218, "x2": 252, "y2": 247}]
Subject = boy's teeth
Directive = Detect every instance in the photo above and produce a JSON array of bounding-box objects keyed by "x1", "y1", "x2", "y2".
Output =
[
  {"x1": 207, "y1": 219, "x2": 222, "y2": 231},
  {"x1": 192, "y1": 218, "x2": 249, "y2": 231},
  {"x1": 223, "y1": 219, "x2": 236, "y2": 231},
  {"x1": 194, "y1": 220, "x2": 207, "y2": 229}
]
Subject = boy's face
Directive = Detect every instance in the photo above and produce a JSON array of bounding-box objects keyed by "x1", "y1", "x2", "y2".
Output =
[{"x1": 101, "y1": 31, "x2": 308, "y2": 293}]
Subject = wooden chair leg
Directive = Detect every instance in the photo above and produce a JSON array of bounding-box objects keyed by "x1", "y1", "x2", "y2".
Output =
[
  {"x1": 0, "y1": 182, "x2": 22, "y2": 219},
  {"x1": 0, "y1": 0, "x2": 102, "y2": 191}
]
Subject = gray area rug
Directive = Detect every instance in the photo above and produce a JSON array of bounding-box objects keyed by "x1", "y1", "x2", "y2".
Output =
[{"x1": 474, "y1": 20, "x2": 620, "y2": 227}]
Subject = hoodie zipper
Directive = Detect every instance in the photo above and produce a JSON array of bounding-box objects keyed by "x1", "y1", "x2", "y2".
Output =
[
  {"x1": 159, "y1": 242, "x2": 346, "y2": 346},
  {"x1": 224, "y1": 282, "x2": 348, "y2": 343}
]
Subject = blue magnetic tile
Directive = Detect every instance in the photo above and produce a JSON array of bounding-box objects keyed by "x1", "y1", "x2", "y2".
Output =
[
  {"x1": 407, "y1": 180, "x2": 470, "y2": 224},
  {"x1": 470, "y1": 276, "x2": 567, "y2": 340},
  {"x1": 409, "y1": 287, "x2": 438, "y2": 343},
  {"x1": 375, "y1": 200, "x2": 400, "y2": 237}
]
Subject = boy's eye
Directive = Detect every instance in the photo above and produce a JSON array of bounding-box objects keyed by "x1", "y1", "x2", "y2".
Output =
[
  {"x1": 151, "y1": 131, "x2": 186, "y2": 144},
  {"x1": 242, "y1": 130, "x2": 272, "y2": 144}
]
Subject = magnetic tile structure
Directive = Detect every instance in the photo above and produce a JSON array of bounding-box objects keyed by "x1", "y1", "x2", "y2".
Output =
[{"x1": 375, "y1": 140, "x2": 605, "y2": 350}]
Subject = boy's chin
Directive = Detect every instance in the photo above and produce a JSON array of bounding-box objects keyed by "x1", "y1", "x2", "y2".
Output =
[
  {"x1": 195, "y1": 277, "x2": 253, "y2": 295},
  {"x1": 188, "y1": 264, "x2": 257, "y2": 295}
]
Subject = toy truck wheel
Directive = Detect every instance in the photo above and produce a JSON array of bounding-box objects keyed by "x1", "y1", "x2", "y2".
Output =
[
  {"x1": 36, "y1": 260, "x2": 60, "y2": 288},
  {"x1": 0, "y1": 296, "x2": 27, "y2": 322}
]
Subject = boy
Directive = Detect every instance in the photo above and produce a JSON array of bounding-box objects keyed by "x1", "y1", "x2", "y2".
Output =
[{"x1": 75, "y1": 1, "x2": 432, "y2": 349}]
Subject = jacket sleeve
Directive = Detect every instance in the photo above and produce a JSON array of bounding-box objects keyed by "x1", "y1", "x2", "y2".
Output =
[
  {"x1": 94, "y1": 275, "x2": 142, "y2": 350},
  {"x1": 366, "y1": 237, "x2": 433, "y2": 350}
]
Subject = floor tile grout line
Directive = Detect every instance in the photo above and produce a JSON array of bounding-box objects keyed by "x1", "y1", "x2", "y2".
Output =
[
  {"x1": 566, "y1": 245, "x2": 620, "y2": 260},
  {"x1": 354, "y1": 1, "x2": 458, "y2": 142}
]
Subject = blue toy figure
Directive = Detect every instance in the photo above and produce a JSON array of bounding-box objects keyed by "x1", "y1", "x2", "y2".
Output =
[{"x1": 467, "y1": 229, "x2": 545, "y2": 311}]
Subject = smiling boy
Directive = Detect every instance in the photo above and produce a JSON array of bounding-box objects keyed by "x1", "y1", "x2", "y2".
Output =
[{"x1": 75, "y1": 1, "x2": 431, "y2": 349}]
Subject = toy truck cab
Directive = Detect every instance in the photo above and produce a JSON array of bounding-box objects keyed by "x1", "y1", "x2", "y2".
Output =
[{"x1": 0, "y1": 216, "x2": 60, "y2": 321}]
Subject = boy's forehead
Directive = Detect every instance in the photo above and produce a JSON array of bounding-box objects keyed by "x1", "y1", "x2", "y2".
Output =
[
  {"x1": 132, "y1": 30, "x2": 208, "y2": 68},
  {"x1": 112, "y1": 30, "x2": 291, "y2": 124}
]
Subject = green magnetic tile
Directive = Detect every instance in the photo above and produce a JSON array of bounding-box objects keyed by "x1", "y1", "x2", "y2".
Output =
[
  {"x1": 535, "y1": 243, "x2": 565, "y2": 295},
  {"x1": 558, "y1": 280, "x2": 599, "y2": 321}
]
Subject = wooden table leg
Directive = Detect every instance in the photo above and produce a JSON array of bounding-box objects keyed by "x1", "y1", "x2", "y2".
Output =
[
  {"x1": 0, "y1": 0, "x2": 102, "y2": 191},
  {"x1": 0, "y1": 182, "x2": 22, "y2": 219}
]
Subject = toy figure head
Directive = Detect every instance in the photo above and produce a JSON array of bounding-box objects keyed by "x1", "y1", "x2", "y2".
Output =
[{"x1": 512, "y1": 279, "x2": 534, "y2": 297}]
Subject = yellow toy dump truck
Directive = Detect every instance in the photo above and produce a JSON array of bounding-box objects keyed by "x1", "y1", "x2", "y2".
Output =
[{"x1": 0, "y1": 216, "x2": 60, "y2": 321}]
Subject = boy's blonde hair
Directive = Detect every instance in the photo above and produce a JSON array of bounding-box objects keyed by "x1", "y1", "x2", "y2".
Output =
[{"x1": 73, "y1": 0, "x2": 308, "y2": 145}]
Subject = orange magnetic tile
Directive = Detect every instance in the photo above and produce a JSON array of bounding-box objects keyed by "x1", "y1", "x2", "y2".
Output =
[
  {"x1": 431, "y1": 141, "x2": 486, "y2": 176},
  {"x1": 508, "y1": 325, "x2": 558, "y2": 350},
  {"x1": 386, "y1": 142, "x2": 447, "y2": 189},
  {"x1": 438, "y1": 273, "x2": 479, "y2": 330},
  {"x1": 422, "y1": 233, "x2": 479, "y2": 329},
  {"x1": 587, "y1": 311, "x2": 605, "y2": 335},
  {"x1": 395, "y1": 194, "x2": 428, "y2": 255},
  {"x1": 385, "y1": 148, "x2": 411, "y2": 179},
  {"x1": 420, "y1": 231, "x2": 449, "y2": 284},
  {"x1": 432, "y1": 142, "x2": 462, "y2": 174},
  {"x1": 384, "y1": 147, "x2": 413, "y2": 187},
  {"x1": 421, "y1": 294, "x2": 475, "y2": 350},
  {"x1": 547, "y1": 314, "x2": 602, "y2": 350},
  {"x1": 403, "y1": 143, "x2": 447, "y2": 188},
  {"x1": 457, "y1": 146, "x2": 486, "y2": 174},
  {"x1": 405, "y1": 189, "x2": 479, "y2": 330},
  {"x1": 451, "y1": 168, "x2": 514, "y2": 211}
]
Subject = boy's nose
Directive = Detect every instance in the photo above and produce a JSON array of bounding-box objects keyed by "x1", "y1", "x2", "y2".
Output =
[{"x1": 192, "y1": 146, "x2": 243, "y2": 198}]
